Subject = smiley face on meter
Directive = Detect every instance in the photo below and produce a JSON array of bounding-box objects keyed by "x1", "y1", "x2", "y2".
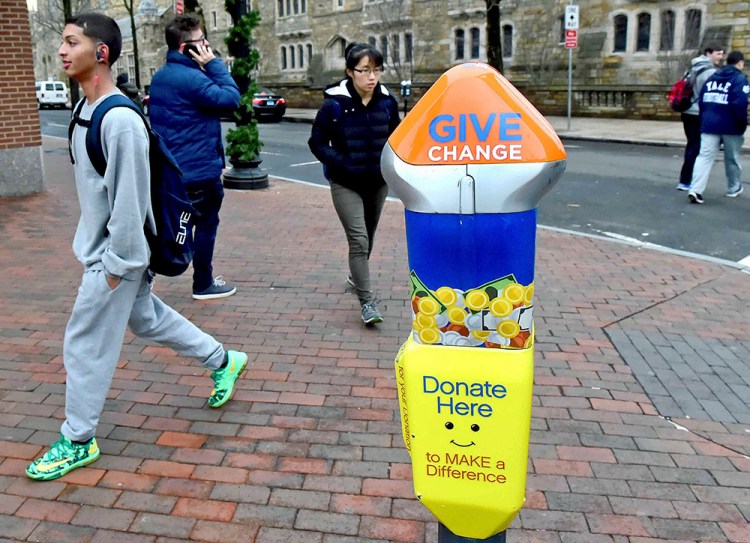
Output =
[{"x1": 444, "y1": 420, "x2": 480, "y2": 448}]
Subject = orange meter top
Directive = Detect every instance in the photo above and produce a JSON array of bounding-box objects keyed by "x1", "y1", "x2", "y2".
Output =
[{"x1": 388, "y1": 63, "x2": 567, "y2": 166}]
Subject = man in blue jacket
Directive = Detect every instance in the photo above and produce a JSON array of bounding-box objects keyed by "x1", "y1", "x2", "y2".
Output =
[
  {"x1": 688, "y1": 50, "x2": 749, "y2": 204},
  {"x1": 149, "y1": 14, "x2": 240, "y2": 298}
]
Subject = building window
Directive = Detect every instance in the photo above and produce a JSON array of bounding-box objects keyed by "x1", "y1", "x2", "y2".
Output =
[
  {"x1": 613, "y1": 14, "x2": 627, "y2": 52},
  {"x1": 470, "y1": 27, "x2": 480, "y2": 59},
  {"x1": 660, "y1": 10, "x2": 675, "y2": 51},
  {"x1": 210, "y1": 10, "x2": 217, "y2": 30},
  {"x1": 684, "y1": 9, "x2": 701, "y2": 50},
  {"x1": 502, "y1": 24, "x2": 513, "y2": 58},
  {"x1": 293, "y1": 0, "x2": 299, "y2": 14},
  {"x1": 368, "y1": 36, "x2": 377, "y2": 47},
  {"x1": 335, "y1": 0, "x2": 344, "y2": 8},
  {"x1": 559, "y1": 15, "x2": 565, "y2": 43},
  {"x1": 127, "y1": 53, "x2": 135, "y2": 80},
  {"x1": 455, "y1": 28, "x2": 465, "y2": 60},
  {"x1": 392, "y1": 33, "x2": 400, "y2": 63},
  {"x1": 307, "y1": 44, "x2": 313, "y2": 64},
  {"x1": 281, "y1": 46, "x2": 287, "y2": 69},
  {"x1": 278, "y1": 0, "x2": 284, "y2": 17},
  {"x1": 290, "y1": 46, "x2": 296, "y2": 68},
  {"x1": 636, "y1": 13, "x2": 650, "y2": 52},
  {"x1": 298, "y1": 44, "x2": 304, "y2": 68},
  {"x1": 405, "y1": 32, "x2": 413, "y2": 63},
  {"x1": 380, "y1": 35, "x2": 388, "y2": 63}
]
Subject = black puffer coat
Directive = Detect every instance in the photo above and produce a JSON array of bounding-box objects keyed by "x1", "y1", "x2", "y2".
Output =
[{"x1": 308, "y1": 79, "x2": 400, "y2": 193}]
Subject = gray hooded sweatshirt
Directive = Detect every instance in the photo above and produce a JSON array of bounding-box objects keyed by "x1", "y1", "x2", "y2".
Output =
[
  {"x1": 70, "y1": 90, "x2": 154, "y2": 280},
  {"x1": 684, "y1": 55, "x2": 718, "y2": 116}
]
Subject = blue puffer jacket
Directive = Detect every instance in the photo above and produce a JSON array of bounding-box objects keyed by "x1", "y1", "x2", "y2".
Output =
[
  {"x1": 698, "y1": 64, "x2": 750, "y2": 135},
  {"x1": 149, "y1": 51, "x2": 240, "y2": 185},
  {"x1": 308, "y1": 79, "x2": 400, "y2": 193}
]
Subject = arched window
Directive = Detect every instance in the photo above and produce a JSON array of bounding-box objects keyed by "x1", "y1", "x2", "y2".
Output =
[
  {"x1": 301, "y1": 0, "x2": 306, "y2": 13},
  {"x1": 405, "y1": 32, "x2": 413, "y2": 62},
  {"x1": 455, "y1": 28, "x2": 465, "y2": 60},
  {"x1": 470, "y1": 27, "x2": 480, "y2": 59},
  {"x1": 281, "y1": 46, "x2": 287, "y2": 69},
  {"x1": 684, "y1": 9, "x2": 701, "y2": 50},
  {"x1": 502, "y1": 24, "x2": 513, "y2": 58},
  {"x1": 636, "y1": 13, "x2": 651, "y2": 52},
  {"x1": 293, "y1": 0, "x2": 299, "y2": 14},
  {"x1": 307, "y1": 44, "x2": 313, "y2": 64},
  {"x1": 298, "y1": 45, "x2": 304, "y2": 68},
  {"x1": 660, "y1": 10, "x2": 675, "y2": 51},
  {"x1": 559, "y1": 15, "x2": 565, "y2": 43},
  {"x1": 277, "y1": 0, "x2": 284, "y2": 17},
  {"x1": 290, "y1": 46, "x2": 296, "y2": 68},
  {"x1": 392, "y1": 34, "x2": 401, "y2": 63},
  {"x1": 613, "y1": 14, "x2": 627, "y2": 52}
]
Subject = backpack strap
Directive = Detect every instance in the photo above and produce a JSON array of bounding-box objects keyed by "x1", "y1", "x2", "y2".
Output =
[
  {"x1": 70, "y1": 94, "x2": 149, "y2": 177},
  {"x1": 68, "y1": 98, "x2": 88, "y2": 165}
]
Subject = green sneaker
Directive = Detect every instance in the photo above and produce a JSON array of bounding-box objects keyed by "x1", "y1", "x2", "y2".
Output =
[
  {"x1": 208, "y1": 350, "x2": 248, "y2": 408},
  {"x1": 26, "y1": 434, "x2": 100, "y2": 481}
]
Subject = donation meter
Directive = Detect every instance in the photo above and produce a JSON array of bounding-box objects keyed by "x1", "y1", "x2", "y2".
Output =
[{"x1": 382, "y1": 63, "x2": 566, "y2": 539}]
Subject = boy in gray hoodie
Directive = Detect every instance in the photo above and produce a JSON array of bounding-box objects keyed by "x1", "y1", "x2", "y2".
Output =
[
  {"x1": 26, "y1": 12, "x2": 249, "y2": 481},
  {"x1": 676, "y1": 45, "x2": 724, "y2": 190}
]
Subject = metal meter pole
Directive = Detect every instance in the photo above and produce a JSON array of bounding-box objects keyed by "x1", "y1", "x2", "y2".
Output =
[{"x1": 438, "y1": 524, "x2": 507, "y2": 543}]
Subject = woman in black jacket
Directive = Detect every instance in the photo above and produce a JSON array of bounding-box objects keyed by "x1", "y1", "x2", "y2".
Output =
[{"x1": 308, "y1": 43, "x2": 401, "y2": 325}]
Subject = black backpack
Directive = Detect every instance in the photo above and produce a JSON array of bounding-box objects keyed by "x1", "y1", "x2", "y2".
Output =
[{"x1": 68, "y1": 95, "x2": 196, "y2": 277}]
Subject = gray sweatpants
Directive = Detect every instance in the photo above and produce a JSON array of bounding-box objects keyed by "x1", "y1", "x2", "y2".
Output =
[
  {"x1": 61, "y1": 266, "x2": 224, "y2": 442},
  {"x1": 330, "y1": 182, "x2": 389, "y2": 304}
]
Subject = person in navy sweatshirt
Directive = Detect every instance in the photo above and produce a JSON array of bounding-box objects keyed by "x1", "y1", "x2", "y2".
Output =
[{"x1": 688, "y1": 50, "x2": 749, "y2": 204}]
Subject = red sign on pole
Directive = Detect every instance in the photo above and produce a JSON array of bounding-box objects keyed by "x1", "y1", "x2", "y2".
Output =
[
  {"x1": 175, "y1": 0, "x2": 184, "y2": 14},
  {"x1": 565, "y1": 29, "x2": 578, "y2": 49}
]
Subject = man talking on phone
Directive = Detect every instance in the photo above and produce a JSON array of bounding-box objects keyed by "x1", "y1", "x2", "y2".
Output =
[{"x1": 149, "y1": 14, "x2": 240, "y2": 300}]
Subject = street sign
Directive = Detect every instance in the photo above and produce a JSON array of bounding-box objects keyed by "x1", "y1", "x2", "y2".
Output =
[
  {"x1": 175, "y1": 0, "x2": 184, "y2": 14},
  {"x1": 565, "y1": 29, "x2": 578, "y2": 49},
  {"x1": 565, "y1": 5, "x2": 579, "y2": 30}
]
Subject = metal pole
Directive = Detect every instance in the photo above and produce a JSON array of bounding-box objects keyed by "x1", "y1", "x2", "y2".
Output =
[
  {"x1": 438, "y1": 524, "x2": 507, "y2": 543},
  {"x1": 567, "y1": 0, "x2": 573, "y2": 131},
  {"x1": 567, "y1": 46, "x2": 572, "y2": 131}
]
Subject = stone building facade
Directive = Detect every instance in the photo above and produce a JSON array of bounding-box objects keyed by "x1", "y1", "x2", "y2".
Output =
[{"x1": 27, "y1": 0, "x2": 750, "y2": 119}]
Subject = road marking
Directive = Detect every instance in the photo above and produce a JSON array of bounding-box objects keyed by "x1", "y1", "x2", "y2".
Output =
[
  {"x1": 290, "y1": 160, "x2": 320, "y2": 167},
  {"x1": 739, "y1": 255, "x2": 750, "y2": 267},
  {"x1": 260, "y1": 151, "x2": 286, "y2": 156}
]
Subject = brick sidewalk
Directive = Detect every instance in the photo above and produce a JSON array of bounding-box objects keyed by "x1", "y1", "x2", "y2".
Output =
[{"x1": 0, "y1": 138, "x2": 748, "y2": 542}]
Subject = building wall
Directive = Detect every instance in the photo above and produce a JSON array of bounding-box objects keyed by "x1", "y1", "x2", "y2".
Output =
[
  {"x1": 1, "y1": 0, "x2": 43, "y2": 196},
  {"x1": 25, "y1": 0, "x2": 750, "y2": 118}
]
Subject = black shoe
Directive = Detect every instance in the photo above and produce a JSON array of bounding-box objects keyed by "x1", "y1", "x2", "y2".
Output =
[{"x1": 688, "y1": 191, "x2": 704, "y2": 204}]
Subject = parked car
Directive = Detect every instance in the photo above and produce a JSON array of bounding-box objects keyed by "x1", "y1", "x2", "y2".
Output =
[
  {"x1": 252, "y1": 87, "x2": 286, "y2": 122},
  {"x1": 35, "y1": 80, "x2": 69, "y2": 109}
]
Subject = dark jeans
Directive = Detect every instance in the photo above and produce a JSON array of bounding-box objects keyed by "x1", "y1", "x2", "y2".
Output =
[
  {"x1": 680, "y1": 113, "x2": 701, "y2": 184},
  {"x1": 187, "y1": 178, "x2": 224, "y2": 293}
]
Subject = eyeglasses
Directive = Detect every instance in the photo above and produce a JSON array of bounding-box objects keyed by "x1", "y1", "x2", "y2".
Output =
[
  {"x1": 352, "y1": 67, "x2": 383, "y2": 76},
  {"x1": 183, "y1": 35, "x2": 207, "y2": 44}
]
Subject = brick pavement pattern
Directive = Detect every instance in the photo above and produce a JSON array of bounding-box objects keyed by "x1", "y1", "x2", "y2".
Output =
[{"x1": 0, "y1": 138, "x2": 748, "y2": 542}]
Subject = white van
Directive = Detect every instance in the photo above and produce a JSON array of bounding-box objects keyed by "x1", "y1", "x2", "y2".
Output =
[{"x1": 35, "y1": 81, "x2": 69, "y2": 109}]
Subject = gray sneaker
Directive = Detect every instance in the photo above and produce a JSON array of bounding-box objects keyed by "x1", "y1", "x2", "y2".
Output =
[
  {"x1": 361, "y1": 300, "x2": 383, "y2": 325},
  {"x1": 726, "y1": 185, "x2": 744, "y2": 198},
  {"x1": 193, "y1": 276, "x2": 237, "y2": 300}
]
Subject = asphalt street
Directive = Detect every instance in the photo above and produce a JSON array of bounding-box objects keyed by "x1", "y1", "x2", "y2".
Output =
[{"x1": 39, "y1": 109, "x2": 750, "y2": 265}]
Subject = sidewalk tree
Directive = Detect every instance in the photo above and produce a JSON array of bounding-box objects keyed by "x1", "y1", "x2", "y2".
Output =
[
  {"x1": 224, "y1": 0, "x2": 263, "y2": 162},
  {"x1": 121, "y1": 0, "x2": 141, "y2": 88},
  {"x1": 486, "y1": 0, "x2": 503, "y2": 73}
]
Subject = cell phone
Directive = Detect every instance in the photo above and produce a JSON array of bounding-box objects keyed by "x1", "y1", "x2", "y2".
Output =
[{"x1": 183, "y1": 43, "x2": 200, "y2": 60}]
